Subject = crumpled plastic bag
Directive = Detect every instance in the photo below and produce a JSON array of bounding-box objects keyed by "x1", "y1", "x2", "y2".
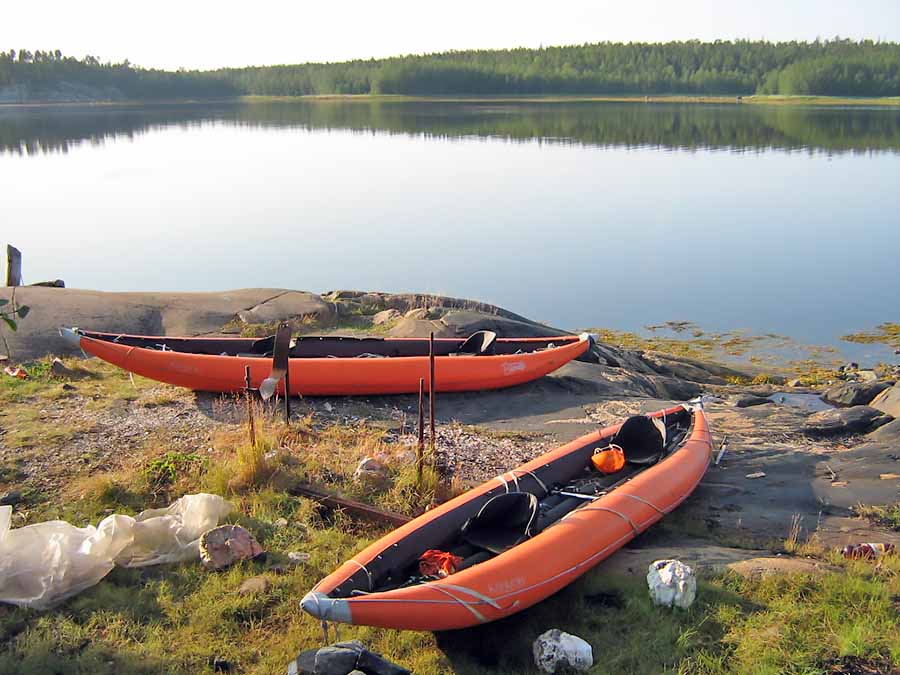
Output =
[
  {"x1": 0, "y1": 493, "x2": 232, "y2": 609},
  {"x1": 647, "y1": 558, "x2": 697, "y2": 609}
]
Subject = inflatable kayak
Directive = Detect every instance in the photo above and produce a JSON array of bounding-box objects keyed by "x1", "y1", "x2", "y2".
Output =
[
  {"x1": 302, "y1": 404, "x2": 712, "y2": 630},
  {"x1": 60, "y1": 328, "x2": 590, "y2": 396}
]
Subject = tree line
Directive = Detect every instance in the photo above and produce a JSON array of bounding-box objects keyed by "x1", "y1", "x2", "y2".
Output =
[{"x1": 2, "y1": 40, "x2": 900, "y2": 98}]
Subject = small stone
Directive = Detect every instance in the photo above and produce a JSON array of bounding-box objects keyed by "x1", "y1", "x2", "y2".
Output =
[
  {"x1": 745, "y1": 472, "x2": 766, "y2": 479},
  {"x1": 786, "y1": 378, "x2": 803, "y2": 387},
  {"x1": 353, "y1": 456, "x2": 390, "y2": 487},
  {"x1": 274, "y1": 517, "x2": 288, "y2": 528},
  {"x1": 211, "y1": 656, "x2": 232, "y2": 672},
  {"x1": 533, "y1": 629, "x2": 593, "y2": 673},
  {"x1": 199, "y1": 525, "x2": 264, "y2": 570},
  {"x1": 61, "y1": 383, "x2": 75, "y2": 391},
  {"x1": 238, "y1": 576, "x2": 269, "y2": 595},
  {"x1": 287, "y1": 551, "x2": 311, "y2": 565},
  {"x1": 0, "y1": 491, "x2": 22, "y2": 507}
]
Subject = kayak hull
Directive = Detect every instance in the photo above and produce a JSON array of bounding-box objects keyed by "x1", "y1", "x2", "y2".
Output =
[
  {"x1": 304, "y1": 406, "x2": 712, "y2": 631},
  {"x1": 75, "y1": 332, "x2": 590, "y2": 396}
]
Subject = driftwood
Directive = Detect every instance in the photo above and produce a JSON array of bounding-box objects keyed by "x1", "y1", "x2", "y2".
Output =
[
  {"x1": 291, "y1": 483, "x2": 411, "y2": 527},
  {"x1": 30, "y1": 279, "x2": 65, "y2": 288},
  {"x1": 5, "y1": 245, "x2": 21, "y2": 286}
]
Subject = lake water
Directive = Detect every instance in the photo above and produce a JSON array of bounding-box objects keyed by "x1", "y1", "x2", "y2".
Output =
[{"x1": 1, "y1": 100, "x2": 898, "y2": 363}]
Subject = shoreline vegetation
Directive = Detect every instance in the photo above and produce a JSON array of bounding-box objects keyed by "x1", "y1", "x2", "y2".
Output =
[{"x1": 4, "y1": 39, "x2": 900, "y2": 103}]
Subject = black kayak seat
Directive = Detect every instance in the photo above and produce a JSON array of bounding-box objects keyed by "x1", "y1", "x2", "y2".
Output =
[
  {"x1": 462, "y1": 492, "x2": 538, "y2": 554},
  {"x1": 456, "y1": 330, "x2": 498, "y2": 356},
  {"x1": 612, "y1": 415, "x2": 666, "y2": 465}
]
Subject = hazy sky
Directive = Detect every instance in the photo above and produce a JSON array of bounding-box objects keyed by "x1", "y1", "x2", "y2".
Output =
[{"x1": 5, "y1": 0, "x2": 900, "y2": 71}]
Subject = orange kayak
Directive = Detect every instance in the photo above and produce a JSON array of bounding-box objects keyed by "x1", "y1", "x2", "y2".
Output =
[
  {"x1": 61, "y1": 328, "x2": 590, "y2": 396},
  {"x1": 302, "y1": 405, "x2": 712, "y2": 631}
]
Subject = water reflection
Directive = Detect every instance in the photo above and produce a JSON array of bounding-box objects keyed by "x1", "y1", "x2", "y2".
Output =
[{"x1": 2, "y1": 100, "x2": 900, "y2": 156}]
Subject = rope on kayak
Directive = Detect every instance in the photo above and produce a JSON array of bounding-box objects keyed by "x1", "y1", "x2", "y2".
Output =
[
  {"x1": 346, "y1": 559, "x2": 374, "y2": 592},
  {"x1": 440, "y1": 583, "x2": 505, "y2": 610},
  {"x1": 620, "y1": 492, "x2": 666, "y2": 515},
  {"x1": 430, "y1": 586, "x2": 488, "y2": 623},
  {"x1": 511, "y1": 468, "x2": 548, "y2": 493},
  {"x1": 575, "y1": 506, "x2": 640, "y2": 535}
]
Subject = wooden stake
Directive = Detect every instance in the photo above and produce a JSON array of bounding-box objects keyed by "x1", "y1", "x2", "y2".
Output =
[
  {"x1": 283, "y1": 363, "x2": 292, "y2": 425},
  {"x1": 6, "y1": 245, "x2": 22, "y2": 287},
  {"x1": 428, "y1": 331, "x2": 436, "y2": 456},
  {"x1": 244, "y1": 365, "x2": 256, "y2": 447},
  {"x1": 417, "y1": 377, "x2": 425, "y2": 487}
]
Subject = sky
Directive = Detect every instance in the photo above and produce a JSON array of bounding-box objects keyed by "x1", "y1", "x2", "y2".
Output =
[{"x1": 4, "y1": 0, "x2": 900, "y2": 71}]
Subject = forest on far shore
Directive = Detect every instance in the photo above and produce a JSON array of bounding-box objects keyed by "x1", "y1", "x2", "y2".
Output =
[{"x1": 2, "y1": 39, "x2": 900, "y2": 99}]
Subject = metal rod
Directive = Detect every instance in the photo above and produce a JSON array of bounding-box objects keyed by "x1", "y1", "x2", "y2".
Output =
[
  {"x1": 283, "y1": 361, "x2": 292, "y2": 425},
  {"x1": 244, "y1": 365, "x2": 256, "y2": 447},
  {"x1": 429, "y1": 331, "x2": 435, "y2": 456},
  {"x1": 714, "y1": 435, "x2": 728, "y2": 465},
  {"x1": 417, "y1": 377, "x2": 425, "y2": 487}
]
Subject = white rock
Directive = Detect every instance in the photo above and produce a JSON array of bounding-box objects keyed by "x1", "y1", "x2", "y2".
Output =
[
  {"x1": 532, "y1": 629, "x2": 593, "y2": 673},
  {"x1": 647, "y1": 559, "x2": 696, "y2": 609}
]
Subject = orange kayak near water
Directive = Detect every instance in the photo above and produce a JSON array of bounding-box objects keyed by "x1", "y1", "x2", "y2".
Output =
[
  {"x1": 60, "y1": 328, "x2": 590, "y2": 396},
  {"x1": 302, "y1": 405, "x2": 712, "y2": 631}
]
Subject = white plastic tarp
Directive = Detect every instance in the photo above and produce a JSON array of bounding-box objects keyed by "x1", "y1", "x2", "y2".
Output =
[{"x1": 0, "y1": 493, "x2": 232, "y2": 609}]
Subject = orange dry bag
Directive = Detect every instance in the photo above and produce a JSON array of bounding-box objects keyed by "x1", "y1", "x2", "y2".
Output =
[{"x1": 591, "y1": 446, "x2": 625, "y2": 474}]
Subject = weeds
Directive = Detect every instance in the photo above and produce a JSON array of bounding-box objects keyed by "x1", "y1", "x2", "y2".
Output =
[{"x1": 855, "y1": 503, "x2": 900, "y2": 531}]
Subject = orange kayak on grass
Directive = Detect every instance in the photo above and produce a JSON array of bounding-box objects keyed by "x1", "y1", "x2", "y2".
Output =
[
  {"x1": 301, "y1": 405, "x2": 712, "y2": 631},
  {"x1": 60, "y1": 328, "x2": 590, "y2": 396}
]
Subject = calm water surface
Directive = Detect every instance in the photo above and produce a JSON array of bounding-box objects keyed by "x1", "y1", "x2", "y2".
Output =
[{"x1": 1, "y1": 100, "x2": 898, "y2": 361}]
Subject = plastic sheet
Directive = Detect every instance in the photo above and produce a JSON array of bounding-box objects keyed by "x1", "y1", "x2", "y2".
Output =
[{"x1": 0, "y1": 493, "x2": 232, "y2": 609}]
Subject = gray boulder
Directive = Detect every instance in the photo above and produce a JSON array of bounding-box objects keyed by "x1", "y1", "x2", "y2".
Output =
[
  {"x1": 237, "y1": 291, "x2": 333, "y2": 325},
  {"x1": 314, "y1": 646, "x2": 359, "y2": 675},
  {"x1": 735, "y1": 395, "x2": 772, "y2": 408},
  {"x1": 822, "y1": 381, "x2": 892, "y2": 407},
  {"x1": 870, "y1": 383, "x2": 900, "y2": 418},
  {"x1": 867, "y1": 418, "x2": 900, "y2": 444},
  {"x1": 803, "y1": 406, "x2": 893, "y2": 438},
  {"x1": 287, "y1": 640, "x2": 409, "y2": 675}
]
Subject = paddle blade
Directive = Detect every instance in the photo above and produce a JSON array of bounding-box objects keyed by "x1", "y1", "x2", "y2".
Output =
[{"x1": 260, "y1": 322, "x2": 292, "y2": 401}]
